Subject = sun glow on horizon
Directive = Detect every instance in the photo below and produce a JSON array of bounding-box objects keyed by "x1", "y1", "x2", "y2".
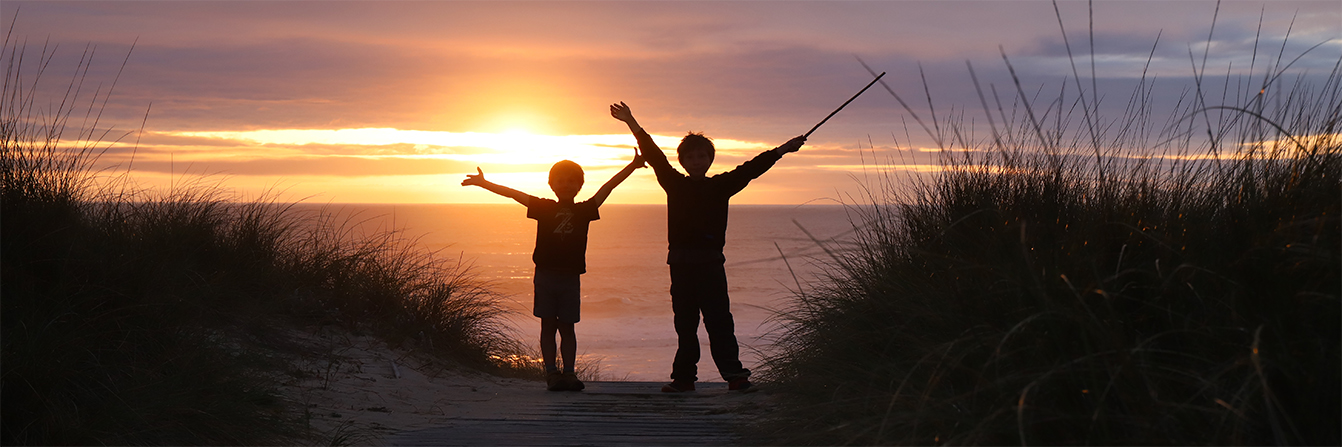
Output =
[
  {"x1": 166, "y1": 127, "x2": 775, "y2": 166},
  {"x1": 108, "y1": 127, "x2": 795, "y2": 204}
]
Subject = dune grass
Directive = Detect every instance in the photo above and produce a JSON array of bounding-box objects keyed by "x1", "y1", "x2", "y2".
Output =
[
  {"x1": 1, "y1": 38, "x2": 527, "y2": 445},
  {"x1": 755, "y1": 12, "x2": 1339, "y2": 446}
]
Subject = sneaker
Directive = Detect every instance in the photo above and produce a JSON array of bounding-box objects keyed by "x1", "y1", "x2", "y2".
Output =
[
  {"x1": 546, "y1": 371, "x2": 565, "y2": 391},
  {"x1": 728, "y1": 378, "x2": 752, "y2": 391},
  {"x1": 562, "y1": 372, "x2": 585, "y2": 391},
  {"x1": 660, "y1": 381, "x2": 695, "y2": 393}
]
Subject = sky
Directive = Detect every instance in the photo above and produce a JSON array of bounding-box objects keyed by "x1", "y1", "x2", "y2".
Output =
[{"x1": 3, "y1": 1, "x2": 1338, "y2": 204}]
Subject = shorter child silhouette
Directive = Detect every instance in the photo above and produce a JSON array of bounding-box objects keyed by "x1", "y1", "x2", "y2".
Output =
[{"x1": 462, "y1": 150, "x2": 644, "y2": 391}]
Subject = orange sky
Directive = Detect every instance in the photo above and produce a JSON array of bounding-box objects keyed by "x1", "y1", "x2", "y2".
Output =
[{"x1": 3, "y1": 1, "x2": 1338, "y2": 204}]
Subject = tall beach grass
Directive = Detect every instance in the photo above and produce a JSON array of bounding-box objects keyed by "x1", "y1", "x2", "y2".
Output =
[
  {"x1": 756, "y1": 10, "x2": 1339, "y2": 446},
  {"x1": 1, "y1": 36, "x2": 525, "y2": 444}
]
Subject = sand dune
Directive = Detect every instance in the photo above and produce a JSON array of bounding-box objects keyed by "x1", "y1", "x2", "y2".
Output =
[{"x1": 277, "y1": 327, "x2": 541, "y2": 443}]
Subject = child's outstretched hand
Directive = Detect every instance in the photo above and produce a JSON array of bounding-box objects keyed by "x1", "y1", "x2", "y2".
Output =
[
  {"x1": 776, "y1": 135, "x2": 806, "y2": 154},
  {"x1": 610, "y1": 102, "x2": 635, "y2": 123},
  {"x1": 461, "y1": 167, "x2": 487, "y2": 187},
  {"x1": 633, "y1": 148, "x2": 646, "y2": 168}
]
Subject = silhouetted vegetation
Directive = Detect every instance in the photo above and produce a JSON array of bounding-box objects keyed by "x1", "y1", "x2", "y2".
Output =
[
  {"x1": 1, "y1": 38, "x2": 524, "y2": 444},
  {"x1": 757, "y1": 15, "x2": 1339, "y2": 446}
]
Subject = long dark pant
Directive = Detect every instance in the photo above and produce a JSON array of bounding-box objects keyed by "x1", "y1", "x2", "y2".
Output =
[{"x1": 669, "y1": 262, "x2": 750, "y2": 383}]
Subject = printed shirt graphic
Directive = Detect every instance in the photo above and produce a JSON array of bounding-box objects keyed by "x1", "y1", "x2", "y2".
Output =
[{"x1": 526, "y1": 197, "x2": 601, "y2": 274}]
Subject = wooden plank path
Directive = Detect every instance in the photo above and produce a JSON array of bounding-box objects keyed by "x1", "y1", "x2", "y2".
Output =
[{"x1": 388, "y1": 381, "x2": 761, "y2": 446}]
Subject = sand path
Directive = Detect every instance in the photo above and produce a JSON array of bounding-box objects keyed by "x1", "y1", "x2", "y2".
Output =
[{"x1": 280, "y1": 328, "x2": 766, "y2": 445}]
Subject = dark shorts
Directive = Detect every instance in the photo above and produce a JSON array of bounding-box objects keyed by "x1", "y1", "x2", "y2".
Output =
[{"x1": 533, "y1": 269, "x2": 581, "y2": 323}]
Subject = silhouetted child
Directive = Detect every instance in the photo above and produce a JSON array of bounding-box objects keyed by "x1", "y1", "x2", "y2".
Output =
[
  {"x1": 610, "y1": 101, "x2": 805, "y2": 392},
  {"x1": 461, "y1": 150, "x2": 644, "y2": 391}
]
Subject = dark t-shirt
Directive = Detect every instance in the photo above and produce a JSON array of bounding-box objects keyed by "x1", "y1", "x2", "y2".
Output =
[
  {"x1": 632, "y1": 129, "x2": 782, "y2": 263},
  {"x1": 526, "y1": 197, "x2": 600, "y2": 274}
]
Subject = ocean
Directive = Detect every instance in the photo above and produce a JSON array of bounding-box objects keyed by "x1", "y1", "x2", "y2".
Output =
[{"x1": 309, "y1": 203, "x2": 862, "y2": 381}]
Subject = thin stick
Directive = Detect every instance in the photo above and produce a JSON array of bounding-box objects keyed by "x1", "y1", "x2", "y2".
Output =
[{"x1": 805, "y1": 71, "x2": 885, "y2": 138}]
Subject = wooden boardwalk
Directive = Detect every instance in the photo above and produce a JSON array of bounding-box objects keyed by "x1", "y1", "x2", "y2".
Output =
[{"x1": 388, "y1": 381, "x2": 760, "y2": 446}]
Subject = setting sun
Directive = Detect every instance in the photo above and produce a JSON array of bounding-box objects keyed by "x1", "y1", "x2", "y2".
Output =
[
  {"x1": 150, "y1": 127, "x2": 693, "y2": 203},
  {"x1": 167, "y1": 128, "x2": 647, "y2": 168},
  {"x1": 102, "y1": 122, "x2": 886, "y2": 204}
]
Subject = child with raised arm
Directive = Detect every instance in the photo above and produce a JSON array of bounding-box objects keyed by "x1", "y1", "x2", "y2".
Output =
[
  {"x1": 462, "y1": 150, "x2": 644, "y2": 391},
  {"x1": 609, "y1": 101, "x2": 805, "y2": 392}
]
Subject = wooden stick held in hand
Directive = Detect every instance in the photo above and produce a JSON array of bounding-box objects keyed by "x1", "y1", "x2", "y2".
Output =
[{"x1": 804, "y1": 71, "x2": 886, "y2": 138}]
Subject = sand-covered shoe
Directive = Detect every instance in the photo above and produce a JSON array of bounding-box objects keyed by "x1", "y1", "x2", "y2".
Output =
[
  {"x1": 660, "y1": 381, "x2": 695, "y2": 393},
  {"x1": 728, "y1": 378, "x2": 752, "y2": 391}
]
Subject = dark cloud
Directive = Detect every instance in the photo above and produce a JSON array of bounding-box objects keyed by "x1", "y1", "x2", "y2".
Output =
[
  {"x1": 122, "y1": 156, "x2": 481, "y2": 177},
  {"x1": 1026, "y1": 31, "x2": 1181, "y2": 59}
]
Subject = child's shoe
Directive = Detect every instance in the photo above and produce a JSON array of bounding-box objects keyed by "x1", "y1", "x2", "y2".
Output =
[
  {"x1": 728, "y1": 378, "x2": 752, "y2": 391},
  {"x1": 660, "y1": 381, "x2": 695, "y2": 393},
  {"x1": 562, "y1": 372, "x2": 585, "y2": 391},
  {"x1": 546, "y1": 371, "x2": 565, "y2": 391}
]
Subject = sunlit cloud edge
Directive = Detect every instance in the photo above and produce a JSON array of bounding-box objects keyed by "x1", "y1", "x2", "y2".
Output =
[{"x1": 159, "y1": 128, "x2": 775, "y2": 161}]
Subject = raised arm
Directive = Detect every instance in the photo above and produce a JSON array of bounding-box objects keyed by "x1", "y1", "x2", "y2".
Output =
[
  {"x1": 714, "y1": 135, "x2": 807, "y2": 196},
  {"x1": 461, "y1": 167, "x2": 532, "y2": 206},
  {"x1": 610, "y1": 102, "x2": 678, "y2": 178},
  {"x1": 586, "y1": 150, "x2": 645, "y2": 207}
]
